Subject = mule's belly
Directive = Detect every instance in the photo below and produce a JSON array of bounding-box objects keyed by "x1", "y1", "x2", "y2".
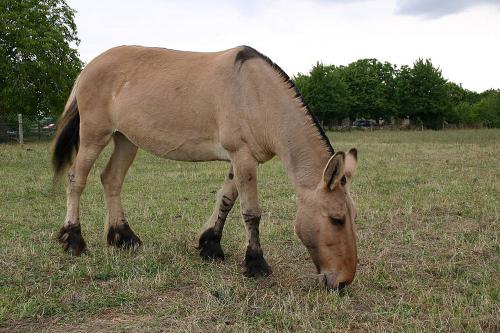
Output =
[
  {"x1": 113, "y1": 88, "x2": 230, "y2": 162},
  {"x1": 159, "y1": 140, "x2": 230, "y2": 162},
  {"x1": 119, "y1": 128, "x2": 230, "y2": 162}
]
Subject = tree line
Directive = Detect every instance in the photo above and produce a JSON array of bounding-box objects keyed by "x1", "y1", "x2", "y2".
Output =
[{"x1": 294, "y1": 59, "x2": 500, "y2": 129}]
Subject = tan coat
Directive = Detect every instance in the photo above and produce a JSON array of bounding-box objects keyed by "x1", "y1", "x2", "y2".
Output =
[{"x1": 53, "y1": 45, "x2": 358, "y2": 290}]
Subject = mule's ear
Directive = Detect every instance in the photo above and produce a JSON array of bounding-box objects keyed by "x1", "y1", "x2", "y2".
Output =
[
  {"x1": 345, "y1": 148, "x2": 358, "y2": 179},
  {"x1": 322, "y1": 152, "x2": 345, "y2": 190}
]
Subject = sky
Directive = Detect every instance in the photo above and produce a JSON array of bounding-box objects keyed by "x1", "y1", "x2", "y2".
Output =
[{"x1": 67, "y1": 0, "x2": 500, "y2": 92}]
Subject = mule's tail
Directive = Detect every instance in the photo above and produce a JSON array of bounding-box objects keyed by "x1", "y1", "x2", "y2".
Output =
[{"x1": 52, "y1": 77, "x2": 81, "y2": 178}]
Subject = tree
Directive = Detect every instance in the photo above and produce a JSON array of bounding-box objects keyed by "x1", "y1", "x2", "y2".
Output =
[
  {"x1": 395, "y1": 64, "x2": 412, "y2": 120},
  {"x1": 0, "y1": 0, "x2": 82, "y2": 117},
  {"x1": 444, "y1": 82, "x2": 481, "y2": 126},
  {"x1": 446, "y1": 82, "x2": 480, "y2": 106},
  {"x1": 448, "y1": 101, "x2": 477, "y2": 125},
  {"x1": 479, "y1": 89, "x2": 498, "y2": 100},
  {"x1": 475, "y1": 90, "x2": 500, "y2": 127},
  {"x1": 340, "y1": 59, "x2": 397, "y2": 122},
  {"x1": 294, "y1": 63, "x2": 350, "y2": 125},
  {"x1": 396, "y1": 59, "x2": 451, "y2": 129}
]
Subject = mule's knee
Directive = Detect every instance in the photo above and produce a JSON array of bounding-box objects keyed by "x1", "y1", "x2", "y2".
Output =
[{"x1": 219, "y1": 194, "x2": 235, "y2": 216}]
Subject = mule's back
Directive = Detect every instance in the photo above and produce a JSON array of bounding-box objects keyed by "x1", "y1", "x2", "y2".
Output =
[{"x1": 75, "y1": 46, "x2": 241, "y2": 161}]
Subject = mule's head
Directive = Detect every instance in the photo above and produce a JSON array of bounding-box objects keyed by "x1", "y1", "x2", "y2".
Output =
[{"x1": 294, "y1": 149, "x2": 358, "y2": 291}]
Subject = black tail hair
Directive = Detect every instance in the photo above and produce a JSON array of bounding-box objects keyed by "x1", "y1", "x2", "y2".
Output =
[{"x1": 52, "y1": 98, "x2": 80, "y2": 177}]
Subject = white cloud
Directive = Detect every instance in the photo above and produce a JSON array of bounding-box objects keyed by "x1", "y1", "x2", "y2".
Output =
[
  {"x1": 68, "y1": 0, "x2": 500, "y2": 92},
  {"x1": 396, "y1": 0, "x2": 500, "y2": 19}
]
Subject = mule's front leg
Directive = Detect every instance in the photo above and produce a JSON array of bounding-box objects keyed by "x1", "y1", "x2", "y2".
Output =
[
  {"x1": 198, "y1": 166, "x2": 238, "y2": 260},
  {"x1": 231, "y1": 152, "x2": 272, "y2": 277}
]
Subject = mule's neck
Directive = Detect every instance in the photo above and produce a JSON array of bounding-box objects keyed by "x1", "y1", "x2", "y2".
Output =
[{"x1": 272, "y1": 102, "x2": 333, "y2": 192}]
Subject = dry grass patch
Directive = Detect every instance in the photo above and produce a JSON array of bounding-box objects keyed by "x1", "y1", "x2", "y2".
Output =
[{"x1": 0, "y1": 129, "x2": 499, "y2": 332}]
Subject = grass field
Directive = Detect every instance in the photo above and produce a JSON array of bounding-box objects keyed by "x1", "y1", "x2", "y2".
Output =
[{"x1": 0, "y1": 129, "x2": 499, "y2": 332}]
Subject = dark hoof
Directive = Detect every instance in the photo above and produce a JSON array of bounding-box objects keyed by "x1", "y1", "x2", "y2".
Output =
[
  {"x1": 58, "y1": 225, "x2": 87, "y2": 256},
  {"x1": 244, "y1": 250, "x2": 272, "y2": 277},
  {"x1": 107, "y1": 222, "x2": 142, "y2": 250},
  {"x1": 197, "y1": 228, "x2": 224, "y2": 261}
]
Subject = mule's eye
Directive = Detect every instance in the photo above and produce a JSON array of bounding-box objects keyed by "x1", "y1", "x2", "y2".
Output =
[{"x1": 330, "y1": 217, "x2": 345, "y2": 226}]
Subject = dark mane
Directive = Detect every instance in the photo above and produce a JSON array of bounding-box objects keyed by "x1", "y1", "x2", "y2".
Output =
[{"x1": 234, "y1": 45, "x2": 335, "y2": 156}]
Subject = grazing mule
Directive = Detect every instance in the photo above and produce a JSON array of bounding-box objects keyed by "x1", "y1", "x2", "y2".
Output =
[{"x1": 53, "y1": 45, "x2": 359, "y2": 290}]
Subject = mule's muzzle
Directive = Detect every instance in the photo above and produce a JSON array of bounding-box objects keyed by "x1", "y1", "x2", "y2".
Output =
[{"x1": 320, "y1": 272, "x2": 351, "y2": 293}]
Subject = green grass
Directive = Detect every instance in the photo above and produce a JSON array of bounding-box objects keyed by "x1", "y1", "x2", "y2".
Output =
[{"x1": 0, "y1": 129, "x2": 499, "y2": 332}]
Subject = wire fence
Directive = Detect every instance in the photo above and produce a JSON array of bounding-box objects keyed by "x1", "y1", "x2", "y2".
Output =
[
  {"x1": 0, "y1": 114, "x2": 55, "y2": 143},
  {"x1": 0, "y1": 113, "x2": 489, "y2": 144}
]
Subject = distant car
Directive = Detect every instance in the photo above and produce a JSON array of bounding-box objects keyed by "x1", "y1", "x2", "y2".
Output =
[
  {"x1": 42, "y1": 123, "x2": 55, "y2": 130},
  {"x1": 6, "y1": 130, "x2": 17, "y2": 139},
  {"x1": 352, "y1": 119, "x2": 377, "y2": 129}
]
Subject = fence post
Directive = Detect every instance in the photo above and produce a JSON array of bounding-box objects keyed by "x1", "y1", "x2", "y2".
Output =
[{"x1": 18, "y1": 113, "x2": 24, "y2": 144}]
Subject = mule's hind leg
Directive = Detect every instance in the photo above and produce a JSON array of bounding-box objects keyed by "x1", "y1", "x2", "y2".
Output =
[
  {"x1": 101, "y1": 132, "x2": 141, "y2": 249},
  {"x1": 198, "y1": 165, "x2": 238, "y2": 260},
  {"x1": 59, "y1": 143, "x2": 107, "y2": 255}
]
